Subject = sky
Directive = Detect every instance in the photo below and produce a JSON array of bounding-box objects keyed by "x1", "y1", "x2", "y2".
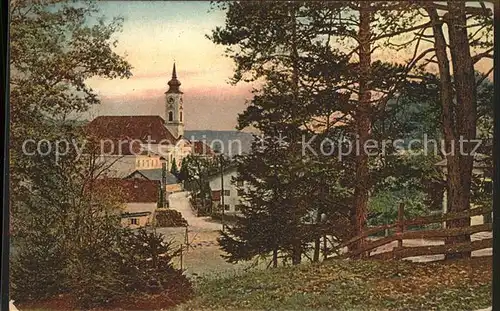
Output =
[
  {"x1": 84, "y1": 1, "x2": 254, "y2": 131},
  {"x1": 83, "y1": 1, "x2": 494, "y2": 131}
]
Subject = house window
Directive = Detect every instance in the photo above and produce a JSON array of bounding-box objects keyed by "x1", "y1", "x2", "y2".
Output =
[
  {"x1": 168, "y1": 111, "x2": 173, "y2": 122},
  {"x1": 235, "y1": 204, "x2": 244, "y2": 211},
  {"x1": 237, "y1": 189, "x2": 244, "y2": 196},
  {"x1": 224, "y1": 204, "x2": 230, "y2": 211},
  {"x1": 236, "y1": 180, "x2": 244, "y2": 187},
  {"x1": 180, "y1": 111, "x2": 183, "y2": 122},
  {"x1": 224, "y1": 190, "x2": 230, "y2": 196},
  {"x1": 130, "y1": 218, "x2": 138, "y2": 225}
]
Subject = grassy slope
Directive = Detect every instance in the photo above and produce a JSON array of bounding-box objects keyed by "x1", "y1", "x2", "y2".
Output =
[{"x1": 176, "y1": 257, "x2": 491, "y2": 311}]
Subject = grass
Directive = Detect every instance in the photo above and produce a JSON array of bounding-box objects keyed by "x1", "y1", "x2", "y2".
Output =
[{"x1": 175, "y1": 257, "x2": 492, "y2": 311}]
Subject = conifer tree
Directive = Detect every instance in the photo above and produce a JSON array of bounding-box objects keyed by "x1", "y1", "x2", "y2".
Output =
[
  {"x1": 210, "y1": 1, "x2": 428, "y2": 261},
  {"x1": 170, "y1": 158, "x2": 179, "y2": 179}
]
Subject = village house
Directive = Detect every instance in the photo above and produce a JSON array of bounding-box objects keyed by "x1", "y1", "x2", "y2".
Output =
[
  {"x1": 92, "y1": 178, "x2": 161, "y2": 229},
  {"x1": 125, "y1": 168, "x2": 183, "y2": 194},
  {"x1": 208, "y1": 163, "x2": 247, "y2": 214}
]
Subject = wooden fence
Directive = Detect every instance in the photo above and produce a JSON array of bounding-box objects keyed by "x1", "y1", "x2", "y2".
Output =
[{"x1": 330, "y1": 204, "x2": 492, "y2": 260}]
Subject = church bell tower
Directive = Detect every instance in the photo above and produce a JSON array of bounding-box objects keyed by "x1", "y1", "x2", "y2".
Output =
[{"x1": 165, "y1": 63, "x2": 184, "y2": 138}]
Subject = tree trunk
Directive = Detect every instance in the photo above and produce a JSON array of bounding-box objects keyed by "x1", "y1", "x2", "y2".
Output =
[
  {"x1": 290, "y1": 4, "x2": 302, "y2": 267},
  {"x1": 426, "y1": 2, "x2": 477, "y2": 259},
  {"x1": 313, "y1": 236, "x2": 321, "y2": 262},
  {"x1": 291, "y1": 240, "x2": 302, "y2": 265},
  {"x1": 350, "y1": 2, "x2": 372, "y2": 257},
  {"x1": 313, "y1": 210, "x2": 321, "y2": 262},
  {"x1": 444, "y1": 1, "x2": 477, "y2": 258},
  {"x1": 272, "y1": 248, "x2": 278, "y2": 268}
]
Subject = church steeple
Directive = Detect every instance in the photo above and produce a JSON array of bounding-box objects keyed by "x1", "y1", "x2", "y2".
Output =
[
  {"x1": 165, "y1": 62, "x2": 184, "y2": 138},
  {"x1": 166, "y1": 63, "x2": 182, "y2": 94}
]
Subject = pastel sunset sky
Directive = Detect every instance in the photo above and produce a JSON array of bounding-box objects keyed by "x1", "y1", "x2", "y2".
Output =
[
  {"x1": 83, "y1": 1, "x2": 493, "y2": 131},
  {"x1": 84, "y1": 1, "x2": 254, "y2": 131}
]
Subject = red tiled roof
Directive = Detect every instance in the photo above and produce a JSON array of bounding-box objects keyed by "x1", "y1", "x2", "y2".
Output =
[
  {"x1": 85, "y1": 116, "x2": 178, "y2": 154},
  {"x1": 211, "y1": 190, "x2": 221, "y2": 201},
  {"x1": 91, "y1": 178, "x2": 159, "y2": 203},
  {"x1": 193, "y1": 141, "x2": 214, "y2": 155}
]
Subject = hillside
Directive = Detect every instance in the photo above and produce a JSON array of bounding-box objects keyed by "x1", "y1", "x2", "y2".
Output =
[
  {"x1": 176, "y1": 257, "x2": 491, "y2": 311},
  {"x1": 184, "y1": 130, "x2": 254, "y2": 156}
]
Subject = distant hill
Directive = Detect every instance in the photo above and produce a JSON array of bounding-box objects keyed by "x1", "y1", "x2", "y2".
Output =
[{"x1": 184, "y1": 130, "x2": 254, "y2": 156}]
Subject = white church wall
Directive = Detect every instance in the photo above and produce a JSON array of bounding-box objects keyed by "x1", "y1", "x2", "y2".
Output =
[{"x1": 98, "y1": 155, "x2": 137, "y2": 178}]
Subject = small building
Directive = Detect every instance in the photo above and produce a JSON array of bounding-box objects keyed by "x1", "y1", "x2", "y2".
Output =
[{"x1": 92, "y1": 178, "x2": 160, "y2": 229}]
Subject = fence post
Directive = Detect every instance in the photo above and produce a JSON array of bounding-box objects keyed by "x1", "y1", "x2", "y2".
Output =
[
  {"x1": 322, "y1": 234, "x2": 327, "y2": 260},
  {"x1": 396, "y1": 203, "x2": 405, "y2": 254},
  {"x1": 180, "y1": 245, "x2": 183, "y2": 270}
]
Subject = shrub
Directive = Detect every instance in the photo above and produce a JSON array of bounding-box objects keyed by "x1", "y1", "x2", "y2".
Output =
[
  {"x1": 155, "y1": 209, "x2": 188, "y2": 227},
  {"x1": 118, "y1": 229, "x2": 193, "y2": 303}
]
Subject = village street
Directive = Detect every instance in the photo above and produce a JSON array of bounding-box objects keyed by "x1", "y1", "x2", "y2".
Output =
[
  {"x1": 167, "y1": 192, "x2": 222, "y2": 232},
  {"x1": 155, "y1": 191, "x2": 257, "y2": 277}
]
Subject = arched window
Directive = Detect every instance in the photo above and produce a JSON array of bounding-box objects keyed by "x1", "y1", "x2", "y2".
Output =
[
  {"x1": 168, "y1": 111, "x2": 173, "y2": 122},
  {"x1": 180, "y1": 111, "x2": 183, "y2": 122}
]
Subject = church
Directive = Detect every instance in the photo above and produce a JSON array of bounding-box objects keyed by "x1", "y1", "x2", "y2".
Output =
[{"x1": 86, "y1": 63, "x2": 213, "y2": 178}]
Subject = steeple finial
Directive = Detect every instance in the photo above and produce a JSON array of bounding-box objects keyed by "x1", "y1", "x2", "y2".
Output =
[
  {"x1": 166, "y1": 62, "x2": 182, "y2": 94},
  {"x1": 172, "y1": 63, "x2": 177, "y2": 79}
]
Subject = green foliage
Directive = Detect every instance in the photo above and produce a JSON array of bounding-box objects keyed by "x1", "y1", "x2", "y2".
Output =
[
  {"x1": 10, "y1": 218, "x2": 69, "y2": 301},
  {"x1": 368, "y1": 189, "x2": 428, "y2": 227},
  {"x1": 117, "y1": 229, "x2": 193, "y2": 301},
  {"x1": 182, "y1": 155, "x2": 217, "y2": 200},
  {"x1": 8, "y1": 1, "x2": 192, "y2": 308}
]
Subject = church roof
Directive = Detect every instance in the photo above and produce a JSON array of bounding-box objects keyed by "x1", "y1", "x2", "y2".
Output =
[
  {"x1": 89, "y1": 178, "x2": 159, "y2": 203},
  {"x1": 125, "y1": 169, "x2": 179, "y2": 184},
  {"x1": 86, "y1": 116, "x2": 178, "y2": 152},
  {"x1": 166, "y1": 63, "x2": 183, "y2": 94}
]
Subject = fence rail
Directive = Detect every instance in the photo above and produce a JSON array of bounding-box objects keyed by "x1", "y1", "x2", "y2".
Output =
[{"x1": 334, "y1": 204, "x2": 492, "y2": 261}]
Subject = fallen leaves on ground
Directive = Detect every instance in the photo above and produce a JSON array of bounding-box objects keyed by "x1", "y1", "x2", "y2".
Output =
[{"x1": 176, "y1": 257, "x2": 492, "y2": 311}]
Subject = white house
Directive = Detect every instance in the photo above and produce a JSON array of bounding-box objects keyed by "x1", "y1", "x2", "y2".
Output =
[{"x1": 208, "y1": 164, "x2": 247, "y2": 214}]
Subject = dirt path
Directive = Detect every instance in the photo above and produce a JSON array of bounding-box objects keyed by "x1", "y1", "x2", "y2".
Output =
[
  {"x1": 168, "y1": 191, "x2": 223, "y2": 231},
  {"x1": 155, "y1": 192, "x2": 258, "y2": 277}
]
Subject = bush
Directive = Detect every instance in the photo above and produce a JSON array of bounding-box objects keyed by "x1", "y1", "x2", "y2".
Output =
[
  {"x1": 155, "y1": 208, "x2": 188, "y2": 227},
  {"x1": 118, "y1": 229, "x2": 193, "y2": 303},
  {"x1": 10, "y1": 229, "x2": 69, "y2": 301},
  {"x1": 11, "y1": 226, "x2": 193, "y2": 309}
]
